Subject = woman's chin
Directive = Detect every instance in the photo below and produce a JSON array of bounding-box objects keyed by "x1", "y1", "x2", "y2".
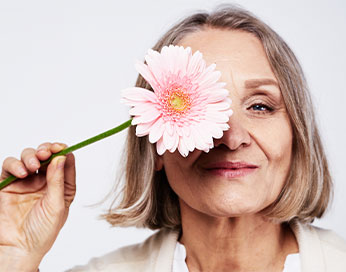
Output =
[{"x1": 193, "y1": 200, "x2": 263, "y2": 218}]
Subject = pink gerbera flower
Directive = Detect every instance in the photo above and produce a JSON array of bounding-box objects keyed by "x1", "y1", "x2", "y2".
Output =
[{"x1": 121, "y1": 45, "x2": 232, "y2": 157}]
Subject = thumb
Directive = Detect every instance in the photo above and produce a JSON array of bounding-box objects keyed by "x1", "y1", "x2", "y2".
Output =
[{"x1": 44, "y1": 156, "x2": 67, "y2": 212}]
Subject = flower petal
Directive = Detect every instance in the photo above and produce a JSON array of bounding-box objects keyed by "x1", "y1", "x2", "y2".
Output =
[
  {"x1": 203, "y1": 121, "x2": 224, "y2": 139},
  {"x1": 148, "y1": 118, "x2": 165, "y2": 143},
  {"x1": 134, "y1": 62, "x2": 160, "y2": 91},
  {"x1": 178, "y1": 136, "x2": 189, "y2": 157},
  {"x1": 132, "y1": 108, "x2": 161, "y2": 125},
  {"x1": 163, "y1": 128, "x2": 178, "y2": 151},
  {"x1": 169, "y1": 133, "x2": 179, "y2": 153},
  {"x1": 165, "y1": 122, "x2": 174, "y2": 136},
  {"x1": 182, "y1": 132, "x2": 195, "y2": 152},
  {"x1": 129, "y1": 102, "x2": 158, "y2": 116},
  {"x1": 187, "y1": 50, "x2": 205, "y2": 76},
  {"x1": 136, "y1": 119, "x2": 156, "y2": 137},
  {"x1": 156, "y1": 137, "x2": 166, "y2": 155},
  {"x1": 121, "y1": 87, "x2": 157, "y2": 104},
  {"x1": 205, "y1": 102, "x2": 232, "y2": 111},
  {"x1": 190, "y1": 125, "x2": 208, "y2": 151},
  {"x1": 145, "y1": 50, "x2": 164, "y2": 84},
  {"x1": 198, "y1": 66, "x2": 221, "y2": 89},
  {"x1": 205, "y1": 111, "x2": 230, "y2": 123}
]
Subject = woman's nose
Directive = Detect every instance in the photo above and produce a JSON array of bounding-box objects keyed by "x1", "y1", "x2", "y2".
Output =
[{"x1": 214, "y1": 111, "x2": 251, "y2": 150}]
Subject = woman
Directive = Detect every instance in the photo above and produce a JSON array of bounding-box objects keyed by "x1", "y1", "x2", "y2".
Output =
[{"x1": 1, "y1": 5, "x2": 345, "y2": 272}]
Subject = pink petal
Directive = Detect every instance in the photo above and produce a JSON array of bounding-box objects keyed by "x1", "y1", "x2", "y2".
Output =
[
  {"x1": 135, "y1": 62, "x2": 160, "y2": 91},
  {"x1": 202, "y1": 121, "x2": 224, "y2": 139},
  {"x1": 148, "y1": 118, "x2": 165, "y2": 144},
  {"x1": 178, "y1": 47, "x2": 190, "y2": 75},
  {"x1": 190, "y1": 126, "x2": 208, "y2": 151},
  {"x1": 182, "y1": 125, "x2": 191, "y2": 137},
  {"x1": 160, "y1": 46, "x2": 173, "y2": 74},
  {"x1": 163, "y1": 128, "x2": 177, "y2": 151},
  {"x1": 205, "y1": 102, "x2": 232, "y2": 111},
  {"x1": 187, "y1": 50, "x2": 205, "y2": 76},
  {"x1": 156, "y1": 137, "x2": 166, "y2": 155},
  {"x1": 203, "y1": 145, "x2": 212, "y2": 153},
  {"x1": 135, "y1": 119, "x2": 156, "y2": 137},
  {"x1": 165, "y1": 122, "x2": 174, "y2": 136},
  {"x1": 199, "y1": 87, "x2": 229, "y2": 102},
  {"x1": 226, "y1": 109, "x2": 233, "y2": 117},
  {"x1": 129, "y1": 102, "x2": 158, "y2": 116},
  {"x1": 169, "y1": 134, "x2": 179, "y2": 153},
  {"x1": 145, "y1": 50, "x2": 164, "y2": 84},
  {"x1": 132, "y1": 108, "x2": 161, "y2": 125},
  {"x1": 194, "y1": 123, "x2": 214, "y2": 145},
  {"x1": 177, "y1": 136, "x2": 189, "y2": 157},
  {"x1": 198, "y1": 67, "x2": 221, "y2": 89},
  {"x1": 205, "y1": 111, "x2": 230, "y2": 123},
  {"x1": 219, "y1": 123, "x2": 230, "y2": 131},
  {"x1": 121, "y1": 87, "x2": 157, "y2": 104},
  {"x1": 182, "y1": 133, "x2": 195, "y2": 152},
  {"x1": 169, "y1": 46, "x2": 179, "y2": 75},
  {"x1": 176, "y1": 125, "x2": 184, "y2": 137}
]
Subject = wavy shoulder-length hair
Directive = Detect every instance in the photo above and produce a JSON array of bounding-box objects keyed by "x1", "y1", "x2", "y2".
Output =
[{"x1": 101, "y1": 4, "x2": 332, "y2": 229}]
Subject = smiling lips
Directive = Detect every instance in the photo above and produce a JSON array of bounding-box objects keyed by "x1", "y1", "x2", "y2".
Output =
[{"x1": 204, "y1": 161, "x2": 259, "y2": 179}]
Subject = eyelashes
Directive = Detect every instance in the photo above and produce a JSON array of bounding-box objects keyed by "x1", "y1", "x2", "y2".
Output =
[
  {"x1": 241, "y1": 91, "x2": 281, "y2": 116},
  {"x1": 247, "y1": 103, "x2": 274, "y2": 115}
]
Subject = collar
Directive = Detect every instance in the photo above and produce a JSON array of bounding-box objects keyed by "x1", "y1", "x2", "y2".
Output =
[{"x1": 289, "y1": 220, "x2": 325, "y2": 272}]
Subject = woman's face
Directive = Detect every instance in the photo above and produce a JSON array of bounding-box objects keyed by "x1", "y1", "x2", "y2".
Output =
[{"x1": 157, "y1": 29, "x2": 293, "y2": 217}]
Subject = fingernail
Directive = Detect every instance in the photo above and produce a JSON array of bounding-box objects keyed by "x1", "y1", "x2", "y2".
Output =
[
  {"x1": 37, "y1": 146, "x2": 47, "y2": 153},
  {"x1": 29, "y1": 158, "x2": 39, "y2": 167},
  {"x1": 56, "y1": 157, "x2": 66, "y2": 169},
  {"x1": 19, "y1": 168, "x2": 27, "y2": 176},
  {"x1": 53, "y1": 143, "x2": 65, "y2": 149}
]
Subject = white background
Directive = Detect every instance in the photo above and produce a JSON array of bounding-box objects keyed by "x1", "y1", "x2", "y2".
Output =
[{"x1": 0, "y1": 0, "x2": 345, "y2": 271}]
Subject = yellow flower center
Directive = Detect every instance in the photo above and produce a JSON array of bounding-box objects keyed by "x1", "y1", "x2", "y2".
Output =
[{"x1": 168, "y1": 91, "x2": 189, "y2": 112}]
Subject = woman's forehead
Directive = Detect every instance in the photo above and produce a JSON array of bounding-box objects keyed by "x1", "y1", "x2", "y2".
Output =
[
  {"x1": 178, "y1": 28, "x2": 263, "y2": 59},
  {"x1": 178, "y1": 28, "x2": 277, "y2": 83}
]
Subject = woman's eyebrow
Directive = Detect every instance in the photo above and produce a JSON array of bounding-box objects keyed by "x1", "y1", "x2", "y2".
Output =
[
  {"x1": 244, "y1": 78, "x2": 279, "y2": 89},
  {"x1": 241, "y1": 79, "x2": 283, "y2": 104}
]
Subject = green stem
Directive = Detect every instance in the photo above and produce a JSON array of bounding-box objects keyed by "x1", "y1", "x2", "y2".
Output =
[{"x1": 0, "y1": 119, "x2": 132, "y2": 190}]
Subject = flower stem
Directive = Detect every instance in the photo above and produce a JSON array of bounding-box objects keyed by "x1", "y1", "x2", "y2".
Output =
[{"x1": 0, "y1": 119, "x2": 132, "y2": 190}]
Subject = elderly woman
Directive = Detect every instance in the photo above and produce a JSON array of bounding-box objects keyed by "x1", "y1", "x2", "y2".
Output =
[{"x1": 1, "y1": 5, "x2": 345, "y2": 272}]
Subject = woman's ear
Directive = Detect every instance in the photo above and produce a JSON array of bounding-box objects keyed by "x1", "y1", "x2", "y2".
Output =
[{"x1": 155, "y1": 155, "x2": 164, "y2": 171}]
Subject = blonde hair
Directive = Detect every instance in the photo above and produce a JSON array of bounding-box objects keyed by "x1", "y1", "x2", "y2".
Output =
[{"x1": 101, "y1": 4, "x2": 332, "y2": 229}]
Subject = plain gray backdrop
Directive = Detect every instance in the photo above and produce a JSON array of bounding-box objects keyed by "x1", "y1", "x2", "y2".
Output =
[{"x1": 0, "y1": 0, "x2": 345, "y2": 271}]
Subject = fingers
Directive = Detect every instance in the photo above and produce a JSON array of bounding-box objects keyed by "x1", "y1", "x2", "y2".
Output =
[
  {"x1": 1, "y1": 142, "x2": 68, "y2": 182},
  {"x1": 20, "y1": 143, "x2": 67, "y2": 173},
  {"x1": 1, "y1": 157, "x2": 28, "y2": 180},
  {"x1": 21, "y1": 148, "x2": 40, "y2": 173},
  {"x1": 36, "y1": 142, "x2": 67, "y2": 161}
]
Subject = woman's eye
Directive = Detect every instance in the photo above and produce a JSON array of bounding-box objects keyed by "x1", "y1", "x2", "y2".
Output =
[{"x1": 248, "y1": 103, "x2": 274, "y2": 114}]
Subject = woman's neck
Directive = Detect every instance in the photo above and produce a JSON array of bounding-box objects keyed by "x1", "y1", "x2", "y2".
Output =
[{"x1": 179, "y1": 202, "x2": 298, "y2": 272}]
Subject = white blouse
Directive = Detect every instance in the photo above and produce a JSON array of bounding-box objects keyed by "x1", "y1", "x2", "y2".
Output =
[{"x1": 172, "y1": 242, "x2": 301, "y2": 272}]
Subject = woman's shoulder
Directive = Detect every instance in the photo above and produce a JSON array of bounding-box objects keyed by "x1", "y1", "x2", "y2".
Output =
[
  {"x1": 313, "y1": 225, "x2": 346, "y2": 251},
  {"x1": 290, "y1": 220, "x2": 346, "y2": 271},
  {"x1": 295, "y1": 221, "x2": 346, "y2": 251},
  {"x1": 65, "y1": 228, "x2": 180, "y2": 272}
]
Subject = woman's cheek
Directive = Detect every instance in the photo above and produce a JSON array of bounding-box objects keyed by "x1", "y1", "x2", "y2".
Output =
[{"x1": 250, "y1": 115, "x2": 292, "y2": 158}]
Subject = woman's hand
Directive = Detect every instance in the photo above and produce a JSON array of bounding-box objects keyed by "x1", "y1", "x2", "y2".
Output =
[{"x1": 0, "y1": 142, "x2": 76, "y2": 271}]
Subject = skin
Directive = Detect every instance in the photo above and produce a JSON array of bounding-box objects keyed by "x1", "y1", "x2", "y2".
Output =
[
  {"x1": 156, "y1": 28, "x2": 298, "y2": 271},
  {"x1": 0, "y1": 143, "x2": 76, "y2": 271}
]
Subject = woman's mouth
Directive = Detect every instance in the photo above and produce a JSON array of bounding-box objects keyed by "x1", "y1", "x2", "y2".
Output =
[{"x1": 203, "y1": 161, "x2": 259, "y2": 179}]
